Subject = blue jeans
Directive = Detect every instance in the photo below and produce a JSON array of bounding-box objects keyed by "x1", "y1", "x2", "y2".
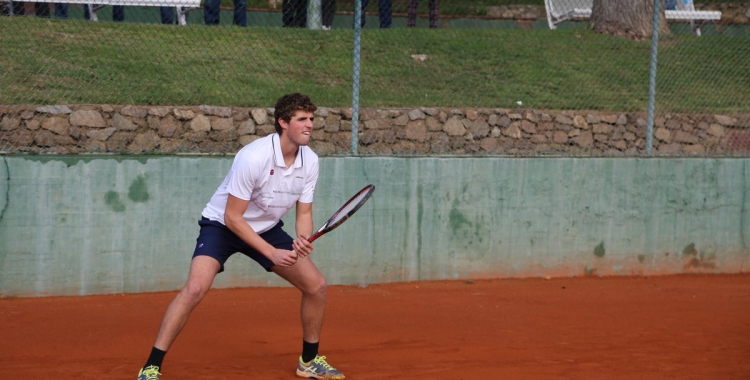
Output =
[
  {"x1": 160, "y1": 6, "x2": 175, "y2": 24},
  {"x1": 55, "y1": 3, "x2": 68, "y2": 18},
  {"x1": 360, "y1": 0, "x2": 391, "y2": 28},
  {"x1": 204, "y1": 0, "x2": 247, "y2": 26}
]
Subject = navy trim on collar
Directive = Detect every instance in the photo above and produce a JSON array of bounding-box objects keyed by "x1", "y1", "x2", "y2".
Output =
[{"x1": 271, "y1": 133, "x2": 304, "y2": 168}]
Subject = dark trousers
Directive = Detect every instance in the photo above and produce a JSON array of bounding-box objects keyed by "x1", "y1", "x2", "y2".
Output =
[
  {"x1": 407, "y1": 0, "x2": 438, "y2": 28},
  {"x1": 204, "y1": 0, "x2": 247, "y2": 26},
  {"x1": 282, "y1": 0, "x2": 306, "y2": 27},
  {"x1": 9, "y1": 1, "x2": 25, "y2": 15},
  {"x1": 282, "y1": 0, "x2": 335, "y2": 28},
  {"x1": 33, "y1": 2, "x2": 50, "y2": 16},
  {"x1": 160, "y1": 6, "x2": 182, "y2": 24},
  {"x1": 322, "y1": 0, "x2": 334, "y2": 27},
  {"x1": 360, "y1": 0, "x2": 391, "y2": 28},
  {"x1": 54, "y1": 3, "x2": 67, "y2": 18},
  {"x1": 84, "y1": 4, "x2": 125, "y2": 21},
  {"x1": 9, "y1": 2, "x2": 64, "y2": 16}
]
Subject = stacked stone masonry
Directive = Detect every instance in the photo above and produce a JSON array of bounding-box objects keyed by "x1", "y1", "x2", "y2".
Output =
[{"x1": 0, "y1": 105, "x2": 748, "y2": 156}]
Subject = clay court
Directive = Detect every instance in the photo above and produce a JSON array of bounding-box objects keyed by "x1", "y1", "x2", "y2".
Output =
[{"x1": 1, "y1": 273, "x2": 749, "y2": 379}]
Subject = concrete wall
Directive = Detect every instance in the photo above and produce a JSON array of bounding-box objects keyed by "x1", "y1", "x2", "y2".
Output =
[{"x1": 0, "y1": 156, "x2": 748, "y2": 297}]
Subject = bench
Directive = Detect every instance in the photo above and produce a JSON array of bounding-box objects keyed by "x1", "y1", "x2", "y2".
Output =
[
  {"x1": 545, "y1": 0, "x2": 722, "y2": 36},
  {"x1": 1, "y1": 0, "x2": 200, "y2": 25}
]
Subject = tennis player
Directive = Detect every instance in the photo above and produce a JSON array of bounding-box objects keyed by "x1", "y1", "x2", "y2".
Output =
[{"x1": 136, "y1": 93, "x2": 345, "y2": 380}]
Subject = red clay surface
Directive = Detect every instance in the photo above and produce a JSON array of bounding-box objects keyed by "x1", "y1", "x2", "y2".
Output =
[{"x1": 1, "y1": 274, "x2": 749, "y2": 380}]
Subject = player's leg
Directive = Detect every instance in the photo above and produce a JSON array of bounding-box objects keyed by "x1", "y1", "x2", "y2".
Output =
[
  {"x1": 154, "y1": 256, "x2": 220, "y2": 349},
  {"x1": 137, "y1": 256, "x2": 220, "y2": 380},
  {"x1": 274, "y1": 256, "x2": 327, "y2": 343},
  {"x1": 273, "y1": 257, "x2": 345, "y2": 379}
]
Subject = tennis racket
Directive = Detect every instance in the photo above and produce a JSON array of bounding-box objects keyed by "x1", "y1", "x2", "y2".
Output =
[{"x1": 307, "y1": 184, "x2": 375, "y2": 243}]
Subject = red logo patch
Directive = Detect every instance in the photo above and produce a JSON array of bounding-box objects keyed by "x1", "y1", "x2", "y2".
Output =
[{"x1": 270, "y1": 169, "x2": 275, "y2": 175}]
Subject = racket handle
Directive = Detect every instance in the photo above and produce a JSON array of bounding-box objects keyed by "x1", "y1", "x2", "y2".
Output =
[
  {"x1": 307, "y1": 231, "x2": 323, "y2": 243},
  {"x1": 293, "y1": 233, "x2": 319, "y2": 257}
]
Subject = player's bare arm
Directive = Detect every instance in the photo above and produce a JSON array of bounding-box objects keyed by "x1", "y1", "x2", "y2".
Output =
[
  {"x1": 293, "y1": 201, "x2": 314, "y2": 258},
  {"x1": 224, "y1": 194, "x2": 298, "y2": 267}
]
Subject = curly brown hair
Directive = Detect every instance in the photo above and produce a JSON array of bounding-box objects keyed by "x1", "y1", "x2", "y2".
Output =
[{"x1": 274, "y1": 93, "x2": 317, "y2": 135}]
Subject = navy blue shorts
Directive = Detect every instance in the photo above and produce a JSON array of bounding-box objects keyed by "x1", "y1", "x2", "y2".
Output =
[{"x1": 193, "y1": 217, "x2": 293, "y2": 273}]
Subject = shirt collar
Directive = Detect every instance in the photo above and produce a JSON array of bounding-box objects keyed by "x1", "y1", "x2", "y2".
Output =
[{"x1": 272, "y1": 133, "x2": 304, "y2": 169}]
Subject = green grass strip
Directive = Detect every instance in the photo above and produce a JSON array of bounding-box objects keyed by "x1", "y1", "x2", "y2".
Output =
[{"x1": 1, "y1": 17, "x2": 747, "y2": 113}]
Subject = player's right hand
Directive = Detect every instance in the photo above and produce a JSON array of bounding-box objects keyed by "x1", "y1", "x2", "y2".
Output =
[{"x1": 271, "y1": 248, "x2": 298, "y2": 267}]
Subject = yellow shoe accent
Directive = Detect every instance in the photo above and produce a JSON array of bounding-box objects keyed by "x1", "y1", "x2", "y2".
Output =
[
  {"x1": 296, "y1": 355, "x2": 345, "y2": 379},
  {"x1": 137, "y1": 365, "x2": 161, "y2": 380}
]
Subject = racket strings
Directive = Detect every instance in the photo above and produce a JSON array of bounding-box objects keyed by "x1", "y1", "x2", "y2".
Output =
[
  {"x1": 330, "y1": 190, "x2": 371, "y2": 224},
  {"x1": 310, "y1": 184, "x2": 375, "y2": 242}
]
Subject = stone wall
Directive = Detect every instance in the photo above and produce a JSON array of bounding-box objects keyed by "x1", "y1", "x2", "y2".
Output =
[{"x1": 0, "y1": 104, "x2": 748, "y2": 156}]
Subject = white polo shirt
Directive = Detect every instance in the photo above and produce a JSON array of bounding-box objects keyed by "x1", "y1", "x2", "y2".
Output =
[{"x1": 201, "y1": 133, "x2": 319, "y2": 234}]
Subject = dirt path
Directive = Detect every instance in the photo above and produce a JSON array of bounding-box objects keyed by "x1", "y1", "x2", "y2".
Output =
[{"x1": 1, "y1": 274, "x2": 749, "y2": 379}]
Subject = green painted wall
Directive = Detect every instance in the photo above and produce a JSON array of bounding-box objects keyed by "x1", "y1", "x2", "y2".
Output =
[{"x1": 0, "y1": 156, "x2": 748, "y2": 297}]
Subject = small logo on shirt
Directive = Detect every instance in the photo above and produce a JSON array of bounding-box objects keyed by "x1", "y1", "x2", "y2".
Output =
[{"x1": 270, "y1": 169, "x2": 275, "y2": 175}]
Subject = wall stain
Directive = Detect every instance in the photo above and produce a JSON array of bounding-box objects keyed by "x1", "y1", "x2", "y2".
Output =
[
  {"x1": 403, "y1": 192, "x2": 410, "y2": 266},
  {"x1": 128, "y1": 175, "x2": 150, "y2": 203},
  {"x1": 684, "y1": 256, "x2": 717, "y2": 270},
  {"x1": 0, "y1": 157, "x2": 8, "y2": 271},
  {"x1": 683, "y1": 244, "x2": 717, "y2": 270},
  {"x1": 594, "y1": 241, "x2": 605, "y2": 258},
  {"x1": 449, "y1": 198, "x2": 472, "y2": 232},
  {"x1": 105, "y1": 191, "x2": 126, "y2": 212},
  {"x1": 683, "y1": 243, "x2": 697, "y2": 256},
  {"x1": 0, "y1": 156, "x2": 9, "y2": 224},
  {"x1": 417, "y1": 183, "x2": 423, "y2": 276},
  {"x1": 584, "y1": 264, "x2": 596, "y2": 276}
]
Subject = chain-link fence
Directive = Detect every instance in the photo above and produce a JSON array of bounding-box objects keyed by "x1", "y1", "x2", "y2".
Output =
[{"x1": 0, "y1": 0, "x2": 748, "y2": 155}]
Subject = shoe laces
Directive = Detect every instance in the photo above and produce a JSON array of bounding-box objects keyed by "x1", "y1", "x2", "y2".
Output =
[
  {"x1": 141, "y1": 365, "x2": 161, "y2": 379},
  {"x1": 313, "y1": 355, "x2": 336, "y2": 370}
]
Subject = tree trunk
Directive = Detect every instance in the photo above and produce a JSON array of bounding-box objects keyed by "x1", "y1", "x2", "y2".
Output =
[{"x1": 591, "y1": 0, "x2": 671, "y2": 39}]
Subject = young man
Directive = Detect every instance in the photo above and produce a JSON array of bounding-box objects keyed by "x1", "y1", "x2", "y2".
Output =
[{"x1": 136, "y1": 93, "x2": 345, "y2": 380}]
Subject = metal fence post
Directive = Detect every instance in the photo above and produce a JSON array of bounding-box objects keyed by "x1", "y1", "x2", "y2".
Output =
[
  {"x1": 646, "y1": 0, "x2": 662, "y2": 155},
  {"x1": 351, "y1": 0, "x2": 362, "y2": 155}
]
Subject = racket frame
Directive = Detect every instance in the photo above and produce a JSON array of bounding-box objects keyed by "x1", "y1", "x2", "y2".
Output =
[{"x1": 307, "y1": 184, "x2": 375, "y2": 243}]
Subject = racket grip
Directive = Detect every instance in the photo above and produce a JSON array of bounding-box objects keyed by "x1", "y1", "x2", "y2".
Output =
[
  {"x1": 293, "y1": 233, "x2": 318, "y2": 256},
  {"x1": 307, "y1": 232, "x2": 322, "y2": 243}
]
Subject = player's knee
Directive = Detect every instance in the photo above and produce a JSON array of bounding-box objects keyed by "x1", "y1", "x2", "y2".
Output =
[
  {"x1": 305, "y1": 276, "x2": 327, "y2": 298},
  {"x1": 181, "y1": 280, "x2": 210, "y2": 303}
]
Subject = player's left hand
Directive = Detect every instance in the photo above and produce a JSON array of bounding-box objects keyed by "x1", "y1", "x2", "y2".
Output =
[{"x1": 293, "y1": 235, "x2": 314, "y2": 258}]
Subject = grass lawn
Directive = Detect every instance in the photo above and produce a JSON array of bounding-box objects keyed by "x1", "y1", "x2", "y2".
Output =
[{"x1": 0, "y1": 16, "x2": 747, "y2": 113}]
